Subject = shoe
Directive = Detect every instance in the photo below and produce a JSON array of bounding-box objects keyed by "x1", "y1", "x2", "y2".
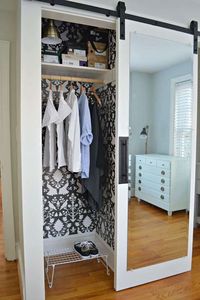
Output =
[
  {"x1": 87, "y1": 241, "x2": 99, "y2": 256},
  {"x1": 74, "y1": 241, "x2": 90, "y2": 257},
  {"x1": 74, "y1": 241, "x2": 99, "y2": 257}
]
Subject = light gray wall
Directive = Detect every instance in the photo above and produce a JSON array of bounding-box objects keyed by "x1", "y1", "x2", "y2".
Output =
[
  {"x1": 129, "y1": 71, "x2": 153, "y2": 187},
  {"x1": 150, "y1": 60, "x2": 193, "y2": 154}
]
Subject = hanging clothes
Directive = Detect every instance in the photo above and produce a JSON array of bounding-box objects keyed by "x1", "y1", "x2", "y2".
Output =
[
  {"x1": 56, "y1": 91, "x2": 72, "y2": 168},
  {"x1": 42, "y1": 90, "x2": 58, "y2": 171},
  {"x1": 65, "y1": 89, "x2": 81, "y2": 173},
  {"x1": 78, "y1": 92, "x2": 93, "y2": 178},
  {"x1": 82, "y1": 101, "x2": 104, "y2": 209}
]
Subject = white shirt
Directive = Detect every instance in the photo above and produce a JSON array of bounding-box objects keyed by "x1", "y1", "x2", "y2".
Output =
[
  {"x1": 42, "y1": 90, "x2": 58, "y2": 171},
  {"x1": 65, "y1": 89, "x2": 81, "y2": 173},
  {"x1": 56, "y1": 91, "x2": 71, "y2": 168}
]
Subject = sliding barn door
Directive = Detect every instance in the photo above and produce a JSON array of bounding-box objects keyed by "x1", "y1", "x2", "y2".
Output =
[{"x1": 115, "y1": 19, "x2": 198, "y2": 290}]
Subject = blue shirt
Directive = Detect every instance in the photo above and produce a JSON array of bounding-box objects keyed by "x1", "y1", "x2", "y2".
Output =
[{"x1": 78, "y1": 93, "x2": 93, "y2": 178}]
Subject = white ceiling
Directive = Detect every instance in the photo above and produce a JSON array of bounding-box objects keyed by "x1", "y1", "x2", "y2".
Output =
[
  {"x1": 130, "y1": 33, "x2": 193, "y2": 73},
  {"x1": 76, "y1": 0, "x2": 200, "y2": 28}
]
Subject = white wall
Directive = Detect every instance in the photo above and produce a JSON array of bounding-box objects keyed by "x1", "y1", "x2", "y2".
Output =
[{"x1": 0, "y1": 1, "x2": 19, "y2": 246}]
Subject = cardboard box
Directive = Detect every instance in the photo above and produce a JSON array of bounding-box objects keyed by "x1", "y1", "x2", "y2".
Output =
[
  {"x1": 62, "y1": 54, "x2": 87, "y2": 62},
  {"x1": 43, "y1": 54, "x2": 59, "y2": 64},
  {"x1": 62, "y1": 58, "x2": 80, "y2": 66},
  {"x1": 88, "y1": 41, "x2": 107, "y2": 68}
]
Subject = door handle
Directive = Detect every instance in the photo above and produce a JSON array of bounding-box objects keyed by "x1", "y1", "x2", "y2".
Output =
[{"x1": 119, "y1": 137, "x2": 128, "y2": 184}]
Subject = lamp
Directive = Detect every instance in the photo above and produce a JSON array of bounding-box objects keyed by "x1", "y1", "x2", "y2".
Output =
[
  {"x1": 42, "y1": 19, "x2": 62, "y2": 45},
  {"x1": 140, "y1": 125, "x2": 149, "y2": 154}
]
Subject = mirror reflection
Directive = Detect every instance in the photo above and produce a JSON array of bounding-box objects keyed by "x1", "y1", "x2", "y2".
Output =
[{"x1": 127, "y1": 33, "x2": 193, "y2": 270}]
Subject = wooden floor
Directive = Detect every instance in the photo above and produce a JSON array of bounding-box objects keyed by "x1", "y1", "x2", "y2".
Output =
[
  {"x1": 1, "y1": 185, "x2": 200, "y2": 299},
  {"x1": 128, "y1": 198, "x2": 189, "y2": 269}
]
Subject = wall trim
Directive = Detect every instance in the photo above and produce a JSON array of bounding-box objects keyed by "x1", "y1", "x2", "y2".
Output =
[
  {"x1": 16, "y1": 243, "x2": 25, "y2": 300},
  {"x1": 0, "y1": 40, "x2": 16, "y2": 260}
]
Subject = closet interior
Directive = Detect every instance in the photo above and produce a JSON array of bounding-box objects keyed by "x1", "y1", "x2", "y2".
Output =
[{"x1": 41, "y1": 13, "x2": 116, "y2": 288}]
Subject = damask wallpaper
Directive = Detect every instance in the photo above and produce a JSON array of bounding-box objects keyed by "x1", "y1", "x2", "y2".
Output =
[
  {"x1": 42, "y1": 18, "x2": 116, "y2": 249},
  {"x1": 42, "y1": 81, "x2": 116, "y2": 250}
]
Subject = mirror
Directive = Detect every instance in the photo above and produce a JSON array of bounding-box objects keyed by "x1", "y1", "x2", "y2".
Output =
[{"x1": 127, "y1": 33, "x2": 193, "y2": 270}]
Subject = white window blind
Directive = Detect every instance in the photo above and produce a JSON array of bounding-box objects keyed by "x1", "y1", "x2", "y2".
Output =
[{"x1": 174, "y1": 79, "x2": 192, "y2": 158}]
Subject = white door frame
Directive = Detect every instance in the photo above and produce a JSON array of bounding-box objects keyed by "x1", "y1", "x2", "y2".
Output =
[
  {"x1": 115, "y1": 19, "x2": 197, "y2": 290},
  {"x1": 0, "y1": 40, "x2": 16, "y2": 260}
]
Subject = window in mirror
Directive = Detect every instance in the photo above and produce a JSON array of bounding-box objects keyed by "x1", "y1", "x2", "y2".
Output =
[{"x1": 172, "y1": 76, "x2": 192, "y2": 158}]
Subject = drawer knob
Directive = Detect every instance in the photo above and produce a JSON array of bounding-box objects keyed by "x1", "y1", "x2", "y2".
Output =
[
  {"x1": 138, "y1": 180, "x2": 141, "y2": 184},
  {"x1": 160, "y1": 195, "x2": 164, "y2": 200},
  {"x1": 138, "y1": 187, "x2": 141, "y2": 191},
  {"x1": 161, "y1": 179, "x2": 165, "y2": 184},
  {"x1": 139, "y1": 165, "x2": 142, "y2": 170},
  {"x1": 139, "y1": 173, "x2": 142, "y2": 177},
  {"x1": 161, "y1": 187, "x2": 164, "y2": 192},
  {"x1": 161, "y1": 170, "x2": 165, "y2": 175}
]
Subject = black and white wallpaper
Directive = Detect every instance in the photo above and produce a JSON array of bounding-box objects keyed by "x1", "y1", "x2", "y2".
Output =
[
  {"x1": 96, "y1": 83, "x2": 116, "y2": 249},
  {"x1": 42, "y1": 19, "x2": 116, "y2": 249},
  {"x1": 42, "y1": 81, "x2": 116, "y2": 250}
]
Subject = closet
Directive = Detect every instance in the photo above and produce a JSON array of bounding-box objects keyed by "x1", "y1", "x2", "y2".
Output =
[
  {"x1": 41, "y1": 16, "x2": 116, "y2": 288},
  {"x1": 19, "y1": 1, "x2": 198, "y2": 299}
]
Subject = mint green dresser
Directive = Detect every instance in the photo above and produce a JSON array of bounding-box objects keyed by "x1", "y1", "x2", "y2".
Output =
[{"x1": 135, "y1": 154, "x2": 190, "y2": 216}]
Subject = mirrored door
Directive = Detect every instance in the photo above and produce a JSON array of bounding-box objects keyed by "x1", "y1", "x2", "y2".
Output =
[{"x1": 115, "y1": 19, "x2": 197, "y2": 291}]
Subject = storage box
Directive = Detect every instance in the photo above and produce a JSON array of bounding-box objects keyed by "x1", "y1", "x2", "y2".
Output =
[
  {"x1": 67, "y1": 48, "x2": 87, "y2": 57},
  {"x1": 62, "y1": 54, "x2": 88, "y2": 67},
  {"x1": 43, "y1": 54, "x2": 59, "y2": 64},
  {"x1": 62, "y1": 54, "x2": 87, "y2": 62},
  {"x1": 74, "y1": 49, "x2": 86, "y2": 56},
  {"x1": 88, "y1": 41, "x2": 107, "y2": 68},
  {"x1": 62, "y1": 59, "x2": 79, "y2": 66}
]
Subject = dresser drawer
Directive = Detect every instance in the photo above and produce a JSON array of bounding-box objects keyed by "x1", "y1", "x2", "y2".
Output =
[
  {"x1": 136, "y1": 157, "x2": 146, "y2": 164},
  {"x1": 157, "y1": 160, "x2": 171, "y2": 170},
  {"x1": 136, "y1": 178, "x2": 170, "y2": 194},
  {"x1": 146, "y1": 158, "x2": 156, "y2": 166},
  {"x1": 138, "y1": 174, "x2": 170, "y2": 186},
  {"x1": 135, "y1": 186, "x2": 169, "y2": 202},
  {"x1": 136, "y1": 164, "x2": 170, "y2": 178}
]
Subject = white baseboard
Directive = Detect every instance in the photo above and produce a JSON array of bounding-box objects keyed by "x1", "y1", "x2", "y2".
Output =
[
  {"x1": 131, "y1": 187, "x2": 135, "y2": 197},
  {"x1": 16, "y1": 243, "x2": 25, "y2": 300},
  {"x1": 43, "y1": 232, "x2": 96, "y2": 253}
]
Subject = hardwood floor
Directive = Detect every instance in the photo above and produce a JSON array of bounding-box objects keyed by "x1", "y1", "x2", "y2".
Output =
[
  {"x1": 1, "y1": 183, "x2": 200, "y2": 299},
  {"x1": 46, "y1": 229, "x2": 200, "y2": 300},
  {"x1": 128, "y1": 198, "x2": 189, "y2": 269}
]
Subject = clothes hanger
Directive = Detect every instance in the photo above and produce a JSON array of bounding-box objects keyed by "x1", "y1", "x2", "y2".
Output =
[
  {"x1": 70, "y1": 83, "x2": 74, "y2": 91},
  {"x1": 89, "y1": 86, "x2": 101, "y2": 106},
  {"x1": 80, "y1": 85, "x2": 86, "y2": 95}
]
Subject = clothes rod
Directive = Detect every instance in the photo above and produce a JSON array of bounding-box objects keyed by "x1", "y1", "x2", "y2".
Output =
[{"x1": 42, "y1": 74, "x2": 104, "y2": 84}]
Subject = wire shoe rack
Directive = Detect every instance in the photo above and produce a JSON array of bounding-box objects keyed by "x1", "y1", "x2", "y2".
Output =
[{"x1": 44, "y1": 248, "x2": 110, "y2": 288}]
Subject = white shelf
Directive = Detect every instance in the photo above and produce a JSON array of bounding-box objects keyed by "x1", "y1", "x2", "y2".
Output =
[{"x1": 42, "y1": 62, "x2": 115, "y2": 83}]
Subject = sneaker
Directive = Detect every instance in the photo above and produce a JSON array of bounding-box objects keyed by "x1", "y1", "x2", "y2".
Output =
[
  {"x1": 74, "y1": 241, "x2": 90, "y2": 257},
  {"x1": 87, "y1": 241, "x2": 99, "y2": 256}
]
